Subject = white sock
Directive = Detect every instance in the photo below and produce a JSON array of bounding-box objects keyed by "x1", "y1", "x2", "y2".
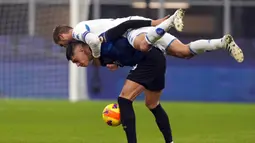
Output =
[
  {"x1": 155, "y1": 15, "x2": 174, "y2": 32},
  {"x1": 189, "y1": 39, "x2": 223, "y2": 54},
  {"x1": 145, "y1": 16, "x2": 174, "y2": 44}
]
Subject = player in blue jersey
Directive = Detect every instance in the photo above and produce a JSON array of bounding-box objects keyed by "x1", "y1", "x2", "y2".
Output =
[
  {"x1": 64, "y1": 9, "x2": 245, "y2": 143},
  {"x1": 66, "y1": 19, "x2": 174, "y2": 143}
]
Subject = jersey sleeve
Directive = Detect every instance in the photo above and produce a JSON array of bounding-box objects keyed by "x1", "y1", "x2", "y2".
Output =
[
  {"x1": 104, "y1": 20, "x2": 151, "y2": 42},
  {"x1": 72, "y1": 22, "x2": 101, "y2": 58}
]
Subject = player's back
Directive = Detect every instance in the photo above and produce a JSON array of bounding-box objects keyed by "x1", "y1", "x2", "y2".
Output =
[
  {"x1": 100, "y1": 38, "x2": 145, "y2": 67},
  {"x1": 73, "y1": 16, "x2": 151, "y2": 36},
  {"x1": 73, "y1": 19, "x2": 115, "y2": 35}
]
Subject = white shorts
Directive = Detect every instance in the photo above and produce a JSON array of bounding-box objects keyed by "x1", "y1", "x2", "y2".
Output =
[{"x1": 126, "y1": 27, "x2": 177, "y2": 54}]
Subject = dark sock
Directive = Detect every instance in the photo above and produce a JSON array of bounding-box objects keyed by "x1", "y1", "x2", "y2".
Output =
[
  {"x1": 150, "y1": 104, "x2": 173, "y2": 143},
  {"x1": 104, "y1": 20, "x2": 151, "y2": 42},
  {"x1": 118, "y1": 97, "x2": 137, "y2": 143}
]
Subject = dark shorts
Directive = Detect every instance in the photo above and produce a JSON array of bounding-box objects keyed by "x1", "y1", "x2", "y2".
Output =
[{"x1": 127, "y1": 48, "x2": 166, "y2": 91}]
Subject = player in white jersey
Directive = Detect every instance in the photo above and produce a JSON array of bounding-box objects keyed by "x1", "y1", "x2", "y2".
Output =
[
  {"x1": 53, "y1": 15, "x2": 167, "y2": 58},
  {"x1": 53, "y1": 9, "x2": 244, "y2": 64}
]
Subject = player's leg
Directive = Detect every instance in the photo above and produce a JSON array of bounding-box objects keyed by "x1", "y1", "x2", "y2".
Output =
[
  {"x1": 144, "y1": 90, "x2": 174, "y2": 143},
  {"x1": 102, "y1": 15, "x2": 172, "y2": 43},
  {"x1": 129, "y1": 31, "x2": 191, "y2": 59},
  {"x1": 145, "y1": 8, "x2": 184, "y2": 45},
  {"x1": 166, "y1": 34, "x2": 244, "y2": 62},
  {"x1": 119, "y1": 46, "x2": 166, "y2": 143},
  {"x1": 139, "y1": 47, "x2": 173, "y2": 143},
  {"x1": 118, "y1": 79, "x2": 145, "y2": 143},
  {"x1": 133, "y1": 31, "x2": 244, "y2": 62},
  {"x1": 126, "y1": 27, "x2": 186, "y2": 56},
  {"x1": 126, "y1": 9, "x2": 184, "y2": 52},
  {"x1": 127, "y1": 28, "x2": 163, "y2": 52},
  {"x1": 164, "y1": 38, "x2": 193, "y2": 59},
  {"x1": 128, "y1": 24, "x2": 244, "y2": 63},
  {"x1": 187, "y1": 34, "x2": 244, "y2": 62},
  {"x1": 139, "y1": 9, "x2": 184, "y2": 52}
]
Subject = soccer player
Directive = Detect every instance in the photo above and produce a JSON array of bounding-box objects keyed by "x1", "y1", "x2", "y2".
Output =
[
  {"x1": 52, "y1": 15, "x2": 171, "y2": 58},
  {"x1": 53, "y1": 8, "x2": 244, "y2": 63},
  {"x1": 65, "y1": 11, "x2": 245, "y2": 142},
  {"x1": 66, "y1": 19, "x2": 175, "y2": 143}
]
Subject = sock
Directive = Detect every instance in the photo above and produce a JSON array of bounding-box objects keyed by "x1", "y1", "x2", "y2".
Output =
[
  {"x1": 145, "y1": 16, "x2": 174, "y2": 44},
  {"x1": 150, "y1": 104, "x2": 173, "y2": 143},
  {"x1": 118, "y1": 97, "x2": 137, "y2": 143},
  {"x1": 189, "y1": 39, "x2": 223, "y2": 55}
]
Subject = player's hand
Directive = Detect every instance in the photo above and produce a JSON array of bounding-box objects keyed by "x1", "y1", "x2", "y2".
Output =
[
  {"x1": 151, "y1": 15, "x2": 170, "y2": 26},
  {"x1": 106, "y1": 64, "x2": 118, "y2": 71}
]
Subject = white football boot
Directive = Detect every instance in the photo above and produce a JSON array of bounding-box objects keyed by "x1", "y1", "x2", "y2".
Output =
[
  {"x1": 222, "y1": 34, "x2": 244, "y2": 63},
  {"x1": 172, "y1": 8, "x2": 185, "y2": 32}
]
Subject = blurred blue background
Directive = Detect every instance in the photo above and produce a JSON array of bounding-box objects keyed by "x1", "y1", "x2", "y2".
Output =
[{"x1": 0, "y1": 0, "x2": 254, "y2": 102}]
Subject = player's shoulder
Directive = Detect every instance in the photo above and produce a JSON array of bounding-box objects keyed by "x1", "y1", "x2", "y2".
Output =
[
  {"x1": 72, "y1": 21, "x2": 90, "y2": 35},
  {"x1": 73, "y1": 21, "x2": 88, "y2": 30},
  {"x1": 73, "y1": 19, "x2": 113, "y2": 32}
]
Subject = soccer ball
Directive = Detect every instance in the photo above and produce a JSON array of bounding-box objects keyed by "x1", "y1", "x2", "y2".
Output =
[{"x1": 102, "y1": 103, "x2": 121, "y2": 127}]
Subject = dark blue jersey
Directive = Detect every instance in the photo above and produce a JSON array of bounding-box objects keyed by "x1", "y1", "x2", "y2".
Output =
[{"x1": 99, "y1": 37, "x2": 145, "y2": 67}]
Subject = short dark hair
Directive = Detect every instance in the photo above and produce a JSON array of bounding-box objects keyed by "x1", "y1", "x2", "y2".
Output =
[
  {"x1": 52, "y1": 25, "x2": 73, "y2": 44},
  {"x1": 66, "y1": 41, "x2": 88, "y2": 61}
]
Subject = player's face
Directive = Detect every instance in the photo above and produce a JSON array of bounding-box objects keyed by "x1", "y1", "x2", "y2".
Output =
[{"x1": 71, "y1": 45, "x2": 92, "y2": 67}]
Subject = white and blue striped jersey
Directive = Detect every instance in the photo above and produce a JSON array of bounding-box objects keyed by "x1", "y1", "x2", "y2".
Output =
[{"x1": 72, "y1": 16, "x2": 151, "y2": 58}]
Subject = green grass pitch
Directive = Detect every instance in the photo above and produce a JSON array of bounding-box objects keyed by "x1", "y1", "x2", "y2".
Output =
[{"x1": 0, "y1": 99, "x2": 255, "y2": 143}]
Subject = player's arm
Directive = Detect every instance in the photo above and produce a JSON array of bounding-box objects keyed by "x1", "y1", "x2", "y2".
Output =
[
  {"x1": 72, "y1": 16, "x2": 169, "y2": 58},
  {"x1": 103, "y1": 20, "x2": 151, "y2": 42},
  {"x1": 72, "y1": 24, "x2": 101, "y2": 58},
  {"x1": 73, "y1": 20, "x2": 153, "y2": 58}
]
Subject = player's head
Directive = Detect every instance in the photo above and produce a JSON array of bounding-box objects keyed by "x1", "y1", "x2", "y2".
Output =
[
  {"x1": 53, "y1": 25, "x2": 73, "y2": 47},
  {"x1": 66, "y1": 41, "x2": 93, "y2": 67}
]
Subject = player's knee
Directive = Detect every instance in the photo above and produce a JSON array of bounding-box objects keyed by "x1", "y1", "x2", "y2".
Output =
[
  {"x1": 167, "y1": 44, "x2": 193, "y2": 59},
  {"x1": 119, "y1": 83, "x2": 144, "y2": 101},
  {"x1": 177, "y1": 47, "x2": 193, "y2": 58},
  {"x1": 145, "y1": 100, "x2": 159, "y2": 109}
]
